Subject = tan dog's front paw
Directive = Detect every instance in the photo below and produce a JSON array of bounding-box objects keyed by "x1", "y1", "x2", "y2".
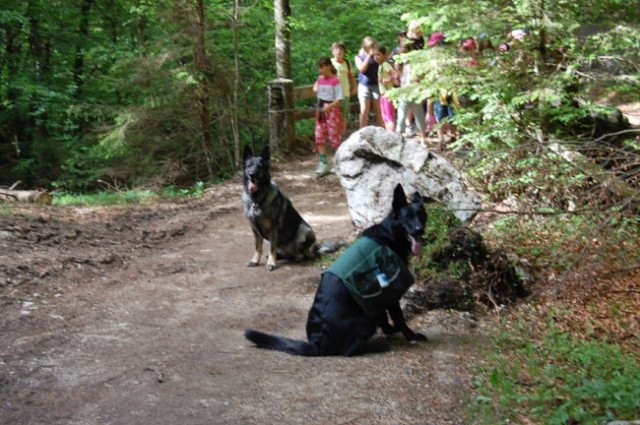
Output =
[{"x1": 266, "y1": 256, "x2": 277, "y2": 271}]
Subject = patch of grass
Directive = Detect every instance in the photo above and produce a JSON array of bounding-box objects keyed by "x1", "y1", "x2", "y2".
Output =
[
  {"x1": 313, "y1": 251, "x2": 339, "y2": 269},
  {"x1": 53, "y1": 182, "x2": 208, "y2": 207},
  {"x1": 468, "y1": 311, "x2": 640, "y2": 424},
  {"x1": 53, "y1": 190, "x2": 159, "y2": 206},
  {"x1": 160, "y1": 181, "x2": 207, "y2": 198}
]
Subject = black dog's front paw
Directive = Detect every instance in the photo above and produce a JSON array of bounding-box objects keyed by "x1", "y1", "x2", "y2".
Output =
[
  {"x1": 246, "y1": 261, "x2": 259, "y2": 267},
  {"x1": 381, "y1": 325, "x2": 399, "y2": 335},
  {"x1": 408, "y1": 332, "x2": 428, "y2": 342}
]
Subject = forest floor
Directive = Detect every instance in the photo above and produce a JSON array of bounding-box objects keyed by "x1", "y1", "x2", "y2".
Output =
[
  {"x1": 2, "y1": 95, "x2": 639, "y2": 424},
  {"x1": 0, "y1": 148, "x2": 487, "y2": 425}
]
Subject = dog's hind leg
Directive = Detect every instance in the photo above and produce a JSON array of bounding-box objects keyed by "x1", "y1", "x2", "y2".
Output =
[
  {"x1": 295, "y1": 225, "x2": 318, "y2": 261},
  {"x1": 247, "y1": 231, "x2": 263, "y2": 267},
  {"x1": 342, "y1": 336, "x2": 388, "y2": 356}
]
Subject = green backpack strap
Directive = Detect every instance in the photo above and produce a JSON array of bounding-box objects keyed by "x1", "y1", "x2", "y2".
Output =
[{"x1": 327, "y1": 237, "x2": 413, "y2": 316}]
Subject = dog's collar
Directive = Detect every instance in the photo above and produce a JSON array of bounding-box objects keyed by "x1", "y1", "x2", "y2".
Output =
[{"x1": 251, "y1": 181, "x2": 279, "y2": 211}]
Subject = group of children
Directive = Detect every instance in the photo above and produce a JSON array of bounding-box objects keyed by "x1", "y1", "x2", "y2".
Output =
[
  {"x1": 312, "y1": 38, "x2": 409, "y2": 176},
  {"x1": 311, "y1": 22, "x2": 536, "y2": 176}
]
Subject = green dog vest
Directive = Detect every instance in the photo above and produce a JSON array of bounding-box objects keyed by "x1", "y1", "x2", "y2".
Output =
[{"x1": 327, "y1": 236, "x2": 414, "y2": 316}]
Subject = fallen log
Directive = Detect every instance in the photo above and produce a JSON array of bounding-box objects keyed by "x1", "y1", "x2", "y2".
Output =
[{"x1": 0, "y1": 189, "x2": 53, "y2": 205}]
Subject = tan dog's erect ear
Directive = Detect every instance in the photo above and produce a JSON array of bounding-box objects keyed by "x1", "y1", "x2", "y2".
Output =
[
  {"x1": 243, "y1": 144, "x2": 254, "y2": 162},
  {"x1": 261, "y1": 145, "x2": 270, "y2": 162}
]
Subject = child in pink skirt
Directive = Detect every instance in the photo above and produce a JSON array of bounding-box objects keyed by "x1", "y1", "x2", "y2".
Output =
[{"x1": 313, "y1": 57, "x2": 343, "y2": 176}]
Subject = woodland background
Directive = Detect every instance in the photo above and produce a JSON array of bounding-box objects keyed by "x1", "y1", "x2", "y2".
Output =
[
  {"x1": 1, "y1": 1, "x2": 639, "y2": 423},
  {"x1": 1, "y1": 0, "x2": 635, "y2": 191},
  {"x1": 0, "y1": 0, "x2": 640, "y2": 191},
  {"x1": 2, "y1": 0, "x2": 639, "y2": 308}
]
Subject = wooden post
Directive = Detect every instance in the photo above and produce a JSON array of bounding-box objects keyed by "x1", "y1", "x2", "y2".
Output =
[{"x1": 268, "y1": 79, "x2": 295, "y2": 151}]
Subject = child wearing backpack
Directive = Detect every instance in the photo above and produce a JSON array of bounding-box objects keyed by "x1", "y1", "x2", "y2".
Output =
[
  {"x1": 433, "y1": 88, "x2": 459, "y2": 150},
  {"x1": 373, "y1": 45, "x2": 398, "y2": 132},
  {"x1": 331, "y1": 42, "x2": 357, "y2": 137}
]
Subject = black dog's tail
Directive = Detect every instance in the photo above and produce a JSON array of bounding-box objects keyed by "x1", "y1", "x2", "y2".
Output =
[
  {"x1": 316, "y1": 239, "x2": 346, "y2": 255},
  {"x1": 244, "y1": 329, "x2": 317, "y2": 356}
]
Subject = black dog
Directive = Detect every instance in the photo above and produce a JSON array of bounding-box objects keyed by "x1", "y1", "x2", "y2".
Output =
[
  {"x1": 242, "y1": 145, "x2": 318, "y2": 271},
  {"x1": 245, "y1": 184, "x2": 428, "y2": 356}
]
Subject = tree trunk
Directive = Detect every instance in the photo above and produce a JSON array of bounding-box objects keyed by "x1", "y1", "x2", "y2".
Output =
[
  {"x1": 135, "y1": 0, "x2": 146, "y2": 50},
  {"x1": 27, "y1": 1, "x2": 45, "y2": 75},
  {"x1": 73, "y1": 0, "x2": 94, "y2": 97},
  {"x1": 193, "y1": 0, "x2": 214, "y2": 181},
  {"x1": 230, "y1": 0, "x2": 241, "y2": 167},
  {"x1": 2, "y1": 20, "x2": 23, "y2": 153},
  {"x1": 274, "y1": 0, "x2": 291, "y2": 79}
]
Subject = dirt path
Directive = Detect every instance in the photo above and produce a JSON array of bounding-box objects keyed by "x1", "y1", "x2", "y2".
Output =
[{"x1": 1, "y1": 154, "x2": 483, "y2": 425}]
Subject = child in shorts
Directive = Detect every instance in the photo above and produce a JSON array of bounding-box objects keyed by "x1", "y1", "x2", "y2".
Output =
[
  {"x1": 331, "y1": 42, "x2": 356, "y2": 137},
  {"x1": 434, "y1": 88, "x2": 459, "y2": 150}
]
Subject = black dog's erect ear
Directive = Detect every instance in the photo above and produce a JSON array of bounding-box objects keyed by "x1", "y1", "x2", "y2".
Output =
[
  {"x1": 422, "y1": 195, "x2": 438, "y2": 204},
  {"x1": 411, "y1": 192, "x2": 438, "y2": 205},
  {"x1": 261, "y1": 145, "x2": 270, "y2": 162},
  {"x1": 392, "y1": 184, "x2": 408, "y2": 214},
  {"x1": 243, "y1": 144, "x2": 253, "y2": 162}
]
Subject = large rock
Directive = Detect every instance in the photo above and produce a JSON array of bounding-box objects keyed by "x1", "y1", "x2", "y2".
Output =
[{"x1": 334, "y1": 127, "x2": 482, "y2": 229}]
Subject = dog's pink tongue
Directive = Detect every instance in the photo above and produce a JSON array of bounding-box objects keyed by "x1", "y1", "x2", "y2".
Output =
[
  {"x1": 248, "y1": 181, "x2": 258, "y2": 193},
  {"x1": 410, "y1": 235, "x2": 422, "y2": 256}
]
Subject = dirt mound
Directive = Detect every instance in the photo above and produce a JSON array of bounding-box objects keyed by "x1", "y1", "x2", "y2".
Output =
[{"x1": 406, "y1": 226, "x2": 528, "y2": 314}]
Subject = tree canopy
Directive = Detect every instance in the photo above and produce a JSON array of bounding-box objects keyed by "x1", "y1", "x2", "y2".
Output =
[{"x1": 1, "y1": 0, "x2": 638, "y2": 192}]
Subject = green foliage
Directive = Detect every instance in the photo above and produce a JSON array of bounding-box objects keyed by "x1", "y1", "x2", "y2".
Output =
[
  {"x1": 469, "y1": 315, "x2": 640, "y2": 424},
  {"x1": 161, "y1": 181, "x2": 206, "y2": 198},
  {"x1": 422, "y1": 203, "x2": 461, "y2": 252},
  {"x1": 469, "y1": 147, "x2": 589, "y2": 206},
  {"x1": 488, "y1": 206, "x2": 639, "y2": 276},
  {"x1": 413, "y1": 203, "x2": 461, "y2": 276}
]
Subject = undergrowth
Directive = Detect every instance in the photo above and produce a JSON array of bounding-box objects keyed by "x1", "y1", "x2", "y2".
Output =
[
  {"x1": 485, "y1": 211, "x2": 639, "y2": 280},
  {"x1": 468, "y1": 309, "x2": 640, "y2": 425}
]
